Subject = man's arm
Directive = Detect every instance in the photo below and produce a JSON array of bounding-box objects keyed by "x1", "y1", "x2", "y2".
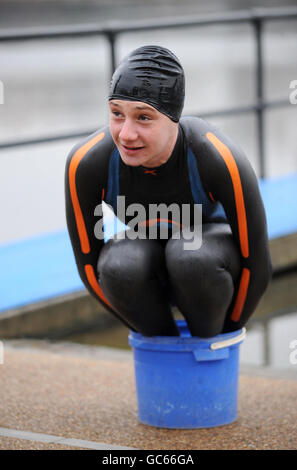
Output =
[
  {"x1": 185, "y1": 117, "x2": 272, "y2": 330},
  {"x1": 64, "y1": 128, "x2": 120, "y2": 316}
]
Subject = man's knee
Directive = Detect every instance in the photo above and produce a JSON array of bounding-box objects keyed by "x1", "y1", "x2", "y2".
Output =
[
  {"x1": 166, "y1": 238, "x2": 222, "y2": 281},
  {"x1": 98, "y1": 238, "x2": 164, "y2": 283},
  {"x1": 166, "y1": 240, "x2": 237, "y2": 311}
]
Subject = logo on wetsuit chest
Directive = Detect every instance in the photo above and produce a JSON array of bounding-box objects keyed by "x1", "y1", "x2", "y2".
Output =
[{"x1": 144, "y1": 169, "x2": 157, "y2": 176}]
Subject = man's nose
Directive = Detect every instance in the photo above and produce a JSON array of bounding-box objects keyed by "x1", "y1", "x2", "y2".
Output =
[{"x1": 119, "y1": 119, "x2": 138, "y2": 142}]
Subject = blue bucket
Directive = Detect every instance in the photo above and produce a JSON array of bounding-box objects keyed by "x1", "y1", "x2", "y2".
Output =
[{"x1": 128, "y1": 320, "x2": 246, "y2": 428}]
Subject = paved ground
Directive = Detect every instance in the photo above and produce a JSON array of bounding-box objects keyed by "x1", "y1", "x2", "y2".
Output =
[{"x1": 0, "y1": 340, "x2": 296, "y2": 450}]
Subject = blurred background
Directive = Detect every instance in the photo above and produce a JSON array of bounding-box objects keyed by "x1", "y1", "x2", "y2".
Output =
[
  {"x1": 0, "y1": 0, "x2": 297, "y2": 371},
  {"x1": 1, "y1": 0, "x2": 297, "y2": 243}
]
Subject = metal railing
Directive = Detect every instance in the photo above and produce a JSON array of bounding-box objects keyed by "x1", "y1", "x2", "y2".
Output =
[
  {"x1": 1, "y1": 7, "x2": 297, "y2": 177},
  {"x1": 248, "y1": 306, "x2": 297, "y2": 366}
]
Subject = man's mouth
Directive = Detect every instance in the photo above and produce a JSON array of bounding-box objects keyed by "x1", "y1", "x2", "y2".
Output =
[
  {"x1": 122, "y1": 145, "x2": 144, "y2": 150},
  {"x1": 122, "y1": 144, "x2": 145, "y2": 153}
]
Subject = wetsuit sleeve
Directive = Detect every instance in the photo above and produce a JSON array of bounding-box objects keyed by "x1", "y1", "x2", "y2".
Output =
[
  {"x1": 64, "y1": 128, "x2": 117, "y2": 315},
  {"x1": 185, "y1": 117, "x2": 272, "y2": 329}
]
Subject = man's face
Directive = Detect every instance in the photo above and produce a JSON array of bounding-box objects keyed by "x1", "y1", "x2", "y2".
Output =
[{"x1": 109, "y1": 100, "x2": 178, "y2": 168}]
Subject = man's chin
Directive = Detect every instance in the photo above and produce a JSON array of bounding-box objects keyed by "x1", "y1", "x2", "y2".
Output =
[{"x1": 119, "y1": 153, "x2": 143, "y2": 167}]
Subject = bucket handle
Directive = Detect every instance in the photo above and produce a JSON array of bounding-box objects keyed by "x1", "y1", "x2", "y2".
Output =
[
  {"x1": 193, "y1": 348, "x2": 229, "y2": 361},
  {"x1": 192, "y1": 328, "x2": 246, "y2": 362},
  {"x1": 210, "y1": 328, "x2": 246, "y2": 351}
]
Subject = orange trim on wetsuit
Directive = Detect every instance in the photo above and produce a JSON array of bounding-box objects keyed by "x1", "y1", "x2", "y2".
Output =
[
  {"x1": 140, "y1": 219, "x2": 183, "y2": 228},
  {"x1": 68, "y1": 131, "x2": 112, "y2": 308},
  {"x1": 230, "y1": 268, "x2": 250, "y2": 322},
  {"x1": 206, "y1": 132, "x2": 249, "y2": 258},
  {"x1": 208, "y1": 192, "x2": 216, "y2": 203},
  {"x1": 68, "y1": 131, "x2": 105, "y2": 254},
  {"x1": 84, "y1": 265, "x2": 112, "y2": 308},
  {"x1": 206, "y1": 131, "x2": 251, "y2": 323}
]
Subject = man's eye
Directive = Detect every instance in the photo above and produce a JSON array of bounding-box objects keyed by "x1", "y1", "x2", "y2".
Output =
[
  {"x1": 139, "y1": 115, "x2": 150, "y2": 121},
  {"x1": 110, "y1": 109, "x2": 123, "y2": 118}
]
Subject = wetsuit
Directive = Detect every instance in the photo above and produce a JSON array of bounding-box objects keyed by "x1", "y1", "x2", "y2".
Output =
[{"x1": 65, "y1": 116, "x2": 272, "y2": 337}]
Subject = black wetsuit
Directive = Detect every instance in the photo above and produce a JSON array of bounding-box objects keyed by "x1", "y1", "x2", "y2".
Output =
[{"x1": 65, "y1": 116, "x2": 272, "y2": 337}]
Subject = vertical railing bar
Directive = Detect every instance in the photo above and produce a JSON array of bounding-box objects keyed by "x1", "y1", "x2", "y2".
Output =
[
  {"x1": 106, "y1": 31, "x2": 117, "y2": 82},
  {"x1": 104, "y1": 31, "x2": 117, "y2": 122},
  {"x1": 262, "y1": 318, "x2": 271, "y2": 366},
  {"x1": 253, "y1": 17, "x2": 265, "y2": 178}
]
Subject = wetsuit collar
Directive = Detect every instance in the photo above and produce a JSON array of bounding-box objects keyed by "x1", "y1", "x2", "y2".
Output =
[{"x1": 140, "y1": 124, "x2": 182, "y2": 176}]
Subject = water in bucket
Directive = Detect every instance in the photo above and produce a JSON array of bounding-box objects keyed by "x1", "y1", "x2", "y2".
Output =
[{"x1": 128, "y1": 320, "x2": 246, "y2": 429}]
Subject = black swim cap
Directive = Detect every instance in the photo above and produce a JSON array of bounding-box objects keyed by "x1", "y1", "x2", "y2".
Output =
[{"x1": 109, "y1": 45, "x2": 185, "y2": 122}]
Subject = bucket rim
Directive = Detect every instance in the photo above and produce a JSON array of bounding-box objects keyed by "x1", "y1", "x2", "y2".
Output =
[{"x1": 128, "y1": 321, "x2": 245, "y2": 352}]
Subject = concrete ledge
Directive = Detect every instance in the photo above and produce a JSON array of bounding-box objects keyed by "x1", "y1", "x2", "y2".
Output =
[
  {"x1": 4, "y1": 338, "x2": 133, "y2": 363},
  {"x1": 269, "y1": 232, "x2": 297, "y2": 270},
  {"x1": 0, "y1": 290, "x2": 118, "y2": 339}
]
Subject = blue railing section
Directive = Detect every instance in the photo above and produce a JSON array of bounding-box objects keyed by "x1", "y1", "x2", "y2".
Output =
[{"x1": 1, "y1": 7, "x2": 297, "y2": 177}]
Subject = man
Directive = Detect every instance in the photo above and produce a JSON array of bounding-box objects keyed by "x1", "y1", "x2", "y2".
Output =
[{"x1": 65, "y1": 45, "x2": 272, "y2": 337}]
